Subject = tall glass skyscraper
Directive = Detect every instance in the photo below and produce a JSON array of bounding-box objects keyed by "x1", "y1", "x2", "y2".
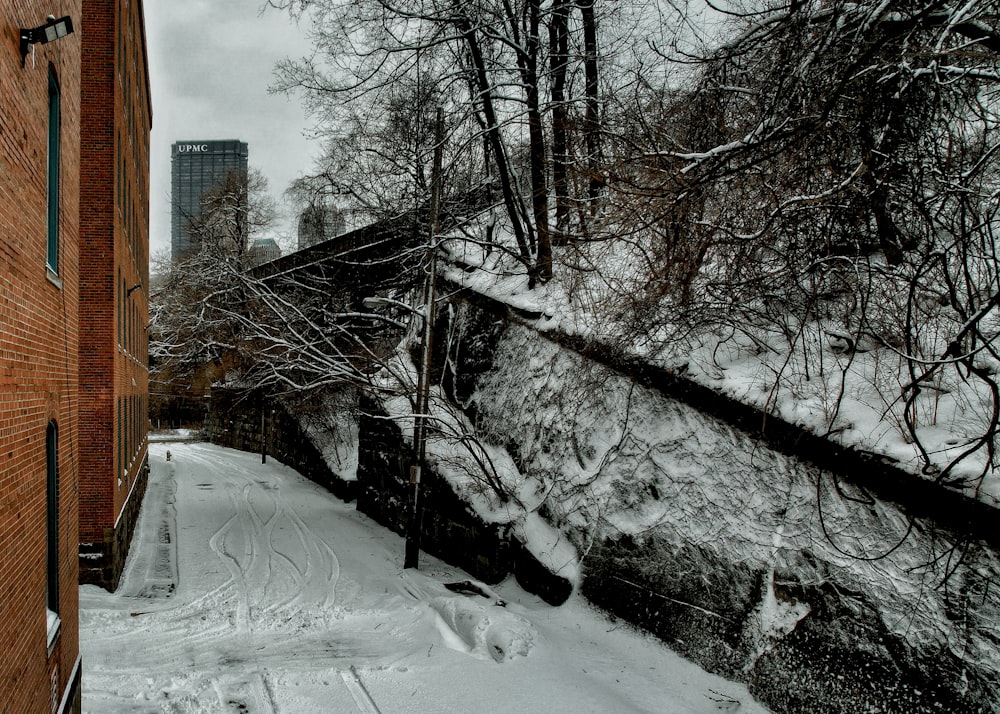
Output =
[{"x1": 170, "y1": 139, "x2": 248, "y2": 260}]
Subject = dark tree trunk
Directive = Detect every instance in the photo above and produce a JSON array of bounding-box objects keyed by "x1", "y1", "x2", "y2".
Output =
[
  {"x1": 522, "y1": 0, "x2": 552, "y2": 282},
  {"x1": 549, "y1": 0, "x2": 570, "y2": 243},
  {"x1": 456, "y1": 15, "x2": 532, "y2": 263},
  {"x1": 579, "y1": 0, "x2": 603, "y2": 211}
]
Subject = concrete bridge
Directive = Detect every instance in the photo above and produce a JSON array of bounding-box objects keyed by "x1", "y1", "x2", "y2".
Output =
[{"x1": 252, "y1": 185, "x2": 494, "y2": 295}]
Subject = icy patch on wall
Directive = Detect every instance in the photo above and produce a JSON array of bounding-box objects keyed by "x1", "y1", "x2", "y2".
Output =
[
  {"x1": 741, "y1": 527, "x2": 811, "y2": 668},
  {"x1": 442, "y1": 254, "x2": 1000, "y2": 509}
]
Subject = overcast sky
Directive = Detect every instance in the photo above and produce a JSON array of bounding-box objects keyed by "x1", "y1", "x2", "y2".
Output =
[{"x1": 144, "y1": 1, "x2": 318, "y2": 260}]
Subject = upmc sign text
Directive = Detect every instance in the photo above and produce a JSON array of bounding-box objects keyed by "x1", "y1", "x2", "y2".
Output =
[{"x1": 176, "y1": 144, "x2": 210, "y2": 153}]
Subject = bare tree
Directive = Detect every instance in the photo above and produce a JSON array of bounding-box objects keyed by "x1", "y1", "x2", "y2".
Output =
[
  {"x1": 265, "y1": 0, "x2": 636, "y2": 283},
  {"x1": 597, "y1": 0, "x2": 1000, "y2": 489},
  {"x1": 186, "y1": 167, "x2": 276, "y2": 264}
]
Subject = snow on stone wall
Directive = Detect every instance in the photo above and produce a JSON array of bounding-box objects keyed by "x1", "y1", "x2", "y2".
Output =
[{"x1": 457, "y1": 308, "x2": 1000, "y2": 713}]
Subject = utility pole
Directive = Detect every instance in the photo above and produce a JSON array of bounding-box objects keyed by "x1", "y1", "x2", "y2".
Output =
[
  {"x1": 405, "y1": 107, "x2": 444, "y2": 570},
  {"x1": 260, "y1": 393, "x2": 267, "y2": 464}
]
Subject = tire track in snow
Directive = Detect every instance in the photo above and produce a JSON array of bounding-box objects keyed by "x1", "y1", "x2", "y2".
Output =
[
  {"x1": 198, "y1": 449, "x2": 346, "y2": 712},
  {"x1": 205, "y1": 454, "x2": 342, "y2": 620},
  {"x1": 87, "y1": 444, "x2": 369, "y2": 712},
  {"x1": 207, "y1": 472, "x2": 275, "y2": 714},
  {"x1": 265, "y1": 482, "x2": 342, "y2": 616},
  {"x1": 341, "y1": 666, "x2": 382, "y2": 714}
]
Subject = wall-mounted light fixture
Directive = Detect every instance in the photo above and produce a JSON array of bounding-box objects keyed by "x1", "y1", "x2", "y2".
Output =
[
  {"x1": 126, "y1": 283, "x2": 143, "y2": 296},
  {"x1": 20, "y1": 15, "x2": 74, "y2": 67}
]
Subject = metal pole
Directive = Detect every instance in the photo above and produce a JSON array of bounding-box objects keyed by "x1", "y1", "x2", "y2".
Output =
[
  {"x1": 405, "y1": 107, "x2": 444, "y2": 569},
  {"x1": 260, "y1": 394, "x2": 267, "y2": 464}
]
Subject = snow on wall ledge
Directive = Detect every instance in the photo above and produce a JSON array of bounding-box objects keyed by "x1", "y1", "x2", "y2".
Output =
[{"x1": 449, "y1": 300, "x2": 1000, "y2": 714}]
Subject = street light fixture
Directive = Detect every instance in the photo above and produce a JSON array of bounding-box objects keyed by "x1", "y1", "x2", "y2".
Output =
[
  {"x1": 20, "y1": 16, "x2": 74, "y2": 67},
  {"x1": 361, "y1": 296, "x2": 418, "y2": 312},
  {"x1": 363, "y1": 108, "x2": 445, "y2": 570}
]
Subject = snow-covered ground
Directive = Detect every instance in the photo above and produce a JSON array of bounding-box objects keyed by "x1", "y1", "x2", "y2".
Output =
[{"x1": 80, "y1": 442, "x2": 771, "y2": 714}]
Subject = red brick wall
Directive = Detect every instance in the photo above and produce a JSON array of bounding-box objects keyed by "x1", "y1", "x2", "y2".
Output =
[
  {"x1": 78, "y1": 0, "x2": 151, "y2": 586},
  {"x1": 78, "y1": 0, "x2": 116, "y2": 548},
  {"x1": 0, "y1": 2, "x2": 82, "y2": 712}
]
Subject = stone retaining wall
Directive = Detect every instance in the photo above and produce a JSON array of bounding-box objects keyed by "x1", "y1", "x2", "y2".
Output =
[
  {"x1": 355, "y1": 397, "x2": 512, "y2": 584},
  {"x1": 441, "y1": 291, "x2": 1000, "y2": 714},
  {"x1": 208, "y1": 390, "x2": 356, "y2": 502}
]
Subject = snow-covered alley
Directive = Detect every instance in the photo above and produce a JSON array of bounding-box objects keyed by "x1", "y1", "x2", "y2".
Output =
[{"x1": 80, "y1": 442, "x2": 770, "y2": 713}]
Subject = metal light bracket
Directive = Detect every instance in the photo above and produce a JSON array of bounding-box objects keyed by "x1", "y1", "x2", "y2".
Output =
[{"x1": 20, "y1": 16, "x2": 74, "y2": 68}]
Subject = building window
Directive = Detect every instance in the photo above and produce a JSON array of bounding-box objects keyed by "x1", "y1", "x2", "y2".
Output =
[
  {"x1": 47, "y1": 69, "x2": 61, "y2": 274},
  {"x1": 46, "y1": 421, "x2": 60, "y2": 644}
]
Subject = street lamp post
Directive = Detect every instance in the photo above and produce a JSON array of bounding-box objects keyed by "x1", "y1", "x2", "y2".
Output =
[
  {"x1": 404, "y1": 108, "x2": 445, "y2": 570},
  {"x1": 405, "y1": 262, "x2": 435, "y2": 568},
  {"x1": 359, "y1": 291, "x2": 436, "y2": 567}
]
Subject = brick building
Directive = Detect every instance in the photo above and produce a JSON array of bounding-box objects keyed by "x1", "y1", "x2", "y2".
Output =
[
  {"x1": 78, "y1": 0, "x2": 151, "y2": 589},
  {"x1": 0, "y1": 4, "x2": 83, "y2": 713}
]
